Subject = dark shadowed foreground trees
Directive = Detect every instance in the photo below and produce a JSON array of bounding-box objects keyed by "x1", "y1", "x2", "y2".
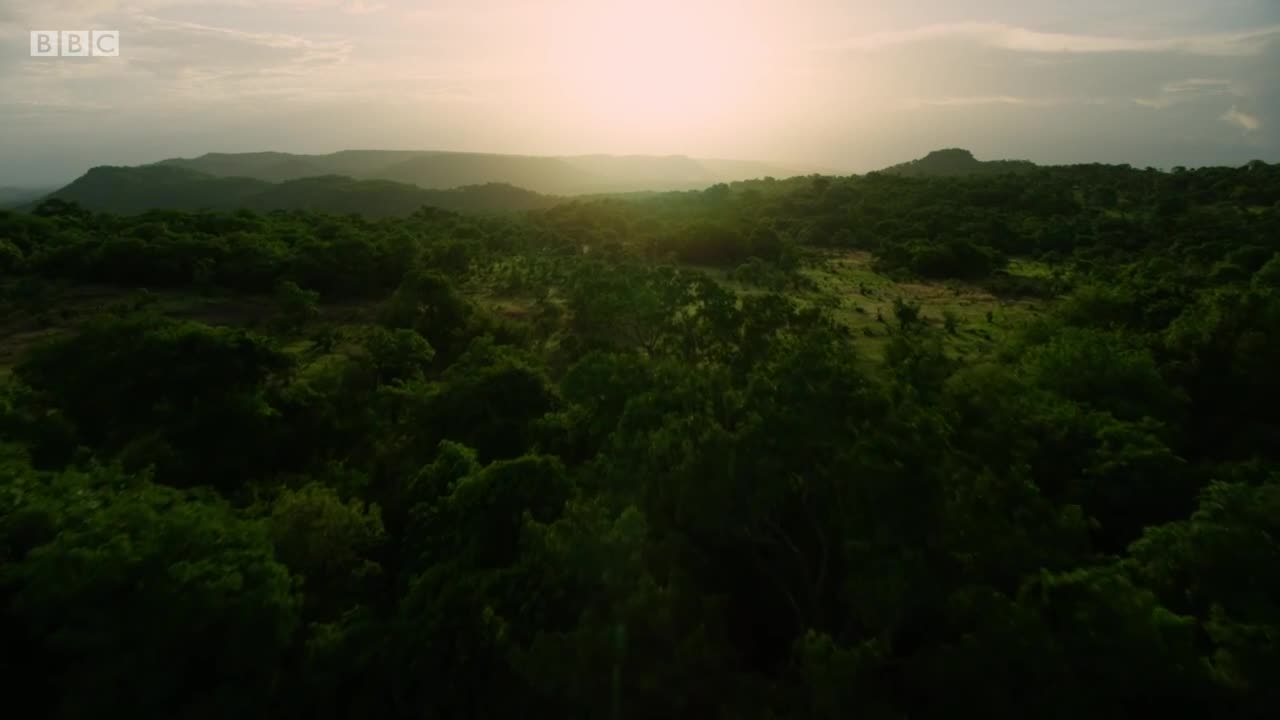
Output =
[{"x1": 1, "y1": 160, "x2": 1279, "y2": 718}]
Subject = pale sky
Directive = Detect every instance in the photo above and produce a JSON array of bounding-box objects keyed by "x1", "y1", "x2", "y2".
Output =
[{"x1": 1, "y1": 0, "x2": 1277, "y2": 186}]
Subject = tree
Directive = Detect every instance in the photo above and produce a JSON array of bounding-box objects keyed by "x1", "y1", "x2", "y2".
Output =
[
  {"x1": 380, "y1": 268, "x2": 472, "y2": 359},
  {"x1": 264, "y1": 482, "x2": 385, "y2": 620},
  {"x1": 0, "y1": 237, "x2": 22, "y2": 273},
  {"x1": 275, "y1": 279, "x2": 320, "y2": 331},
  {"x1": 0, "y1": 462, "x2": 299, "y2": 719},
  {"x1": 14, "y1": 315, "x2": 292, "y2": 490},
  {"x1": 361, "y1": 327, "x2": 435, "y2": 385},
  {"x1": 1130, "y1": 477, "x2": 1280, "y2": 712}
]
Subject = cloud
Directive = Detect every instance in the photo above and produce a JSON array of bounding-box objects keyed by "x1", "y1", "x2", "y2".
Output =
[
  {"x1": 109, "y1": 16, "x2": 356, "y2": 103},
  {"x1": 0, "y1": 0, "x2": 385, "y2": 33},
  {"x1": 343, "y1": 0, "x2": 385, "y2": 14},
  {"x1": 1135, "y1": 78, "x2": 1241, "y2": 109},
  {"x1": 0, "y1": 0, "x2": 196, "y2": 27},
  {"x1": 0, "y1": 12, "x2": 361, "y2": 115},
  {"x1": 842, "y1": 21, "x2": 1280, "y2": 57},
  {"x1": 1164, "y1": 78, "x2": 1234, "y2": 93},
  {"x1": 268, "y1": 0, "x2": 388, "y2": 13},
  {"x1": 3, "y1": 97, "x2": 115, "y2": 113},
  {"x1": 1222, "y1": 105, "x2": 1262, "y2": 131},
  {"x1": 902, "y1": 95, "x2": 1099, "y2": 108},
  {"x1": 132, "y1": 15, "x2": 353, "y2": 58}
]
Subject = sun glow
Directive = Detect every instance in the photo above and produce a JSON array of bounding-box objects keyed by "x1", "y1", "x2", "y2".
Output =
[{"x1": 552, "y1": 1, "x2": 769, "y2": 140}]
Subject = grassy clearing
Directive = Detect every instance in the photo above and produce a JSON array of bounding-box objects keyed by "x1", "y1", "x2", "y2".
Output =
[
  {"x1": 1007, "y1": 257, "x2": 1055, "y2": 278},
  {"x1": 0, "y1": 327, "x2": 67, "y2": 376},
  {"x1": 799, "y1": 250, "x2": 1046, "y2": 360},
  {"x1": 1, "y1": 251, "x2": 1057, "y2": 374}
]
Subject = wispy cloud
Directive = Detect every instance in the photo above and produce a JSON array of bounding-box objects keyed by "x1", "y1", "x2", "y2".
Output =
[
  {"x1": 0, "y1": 0, "x2": 385, "y2": 33},
  {"x1": 1135, "y1": 78, "x2": 1241, "y2": 109},
  {"x1": 344, "y1": 0, "x2": 385, "y2": 14},
  {"x1": 902, "y1": 95, "x2": 1100, "y2": 108},
  {"x1": 270, "y1": 0, "x2": 388, "y2": 14},
  {"x1": 134, "y1": 15, "x2": 354, "y2": 57},
  {"x1": 1222, "y1": 105, "x2": 1262, "y2": 131},
  {"x1": 842, "y1": 22, "x2": 1280, "y2": 57},
  {"x1": 4, "y1": 97, "x2": 115, "y2": 112}
]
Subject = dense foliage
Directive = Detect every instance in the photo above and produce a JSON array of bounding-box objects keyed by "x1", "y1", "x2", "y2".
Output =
[{"x1": 2, "y1": 159, "x2": 1279, "y2": 718}]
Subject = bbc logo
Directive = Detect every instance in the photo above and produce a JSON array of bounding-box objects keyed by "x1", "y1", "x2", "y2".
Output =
[{"x1": 30, "y1": 31, "x2": 120, "y2": 57}]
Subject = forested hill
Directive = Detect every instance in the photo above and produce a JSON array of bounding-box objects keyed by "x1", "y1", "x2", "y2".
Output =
[
  {"x1": 2, "y1": 159, "x2": 1280, "y2": 719},
  {"x1": 881, "y1": 147, "x2": 1038, "y2": 177},
  {"x1": 154, "y1": 149, "x2": 798, "y2": 194},
  {"x1": 38, "y1": 165, "x2": 560, "y2": 216}
]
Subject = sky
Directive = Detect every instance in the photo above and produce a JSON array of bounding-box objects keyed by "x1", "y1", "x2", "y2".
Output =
[{"x1": 1, "y1": 0, "x2": 1277, "y2": 186}]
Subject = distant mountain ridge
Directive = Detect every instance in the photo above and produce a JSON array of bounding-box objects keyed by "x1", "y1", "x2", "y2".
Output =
[
  {"x1": 880, "y1": 148, "x2": 1037, "y2": 178},
  {"x1": 23, "y1": 149, "x2": 1050, "y2": 217},
  {"x1": 37, "y1": 165, "x2": 560, "y2": 217},
  {"x1": 154, "y1": 150, "x2": 801, "y2": 195}
]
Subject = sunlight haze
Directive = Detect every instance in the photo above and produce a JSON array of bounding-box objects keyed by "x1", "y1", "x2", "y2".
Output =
[
  {"x1": 1, "y1": 0, "x2": 1277, "y2": 185},
  {"x1": 5, "y1": 2, "x2": 1280, "y2": 716}
]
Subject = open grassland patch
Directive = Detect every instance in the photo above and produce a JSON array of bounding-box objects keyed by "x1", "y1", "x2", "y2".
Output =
[{"x1": 801, "y1": 250, "x2": 1046, "y2": 360}]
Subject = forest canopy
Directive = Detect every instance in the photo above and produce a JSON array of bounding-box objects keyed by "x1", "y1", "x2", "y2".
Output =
[{"x1": 2, "y1": 159, "x2": 1279, "y2": 719}]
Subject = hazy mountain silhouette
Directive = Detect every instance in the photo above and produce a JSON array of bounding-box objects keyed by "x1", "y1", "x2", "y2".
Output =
[
  {"x1": 31, "y1": 149, "x2": 1052, "y2": 217},
  {"x1": 154, "y1": 150, "x2": 800, "y2": 194},
  {"x1": 39, "y1": 165, "x2": 559, "y2": 216},
  {"x1": 0, "y1": 186, "x2": 57, "y2": 209},
  {"x1": 880, "y1": 148, "x2": 1037, "y2": 177}
]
